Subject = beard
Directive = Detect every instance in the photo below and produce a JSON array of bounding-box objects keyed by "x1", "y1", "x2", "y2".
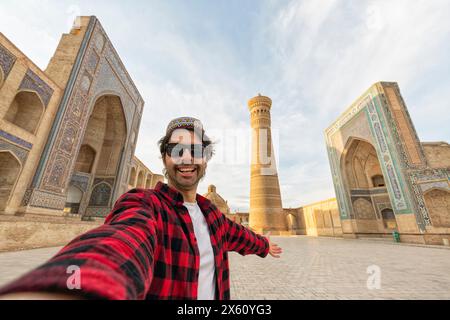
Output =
[{"x1": 165, "y1": 163, "x2": 207, "y2": 191}]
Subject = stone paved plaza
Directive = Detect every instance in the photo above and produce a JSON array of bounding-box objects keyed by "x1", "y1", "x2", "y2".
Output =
[{"x1": 1, "y1": 236, "x2": 450, "y2": 299}]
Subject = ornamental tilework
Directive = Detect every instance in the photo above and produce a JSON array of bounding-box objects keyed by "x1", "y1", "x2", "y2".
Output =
[
  {"x1": 79, "y1": 73, "x2": 92, "y2": 95},
  {"x1": 0, "y1": 130, "x2": 32, "y2": 149},
  {"x1": 19, "y1": 69, "x2": 54, "y2": 107},
  {"x1": 70, "y1": 172, "x2": 91, "y2": 192},
  {"x1": 326, "y1": 98, "x2": 368, "y2": 136},
  {"x1": 59, "y1": 122, "x2": 78, "y2": 155},
  {"x1": 326, "y1": 145, "x2": 351, "y2": 219},
  {"x1": 85, "y1": 206, "x2": 110, "y2": 218},
  {"x1": 409, "y1": 168, "x2": 450, "y2": 226},
  {"x1": 409, "y1": 172, "x2": 432, "y2": 226},
  {"x1": 93, "y1": 177, "x2": 115, "y2": 186},
  {"x1": 45, "y1": 154, "x2": 70, "y2": 191},
  {"x1": 411, "y1": 169, "x2": 448, "y2": 182},
  {"x1": 377, "y1": 202, "x2": 393, "y2": 212},
  {"x1": 35, "y1": 17, "x2": 143, "y2": 212},
  {"x1": 104, "y1": 44, "x2": 140, "y2": 104},
  {"x1": 351, "y1": 188, "x2": 389, "y2": 196},
  {"x1": 0, "y1": 138, "x2": 29, "y2": 163},
  {"x1": 381, "y1": 85, "x2": 427, "y2": 168},
  {"x1": 419, "y1": 181, "x2": 449, "y2": 193},
  {"x1": 67, "y1": 88, "x2": 86, "y2": 124},
  {"x1": 352, "y1": 198, "x2": 376, "y2": 220},
  {"x1": 89, "y1": 182, "x2": 112, "y2": 206},
  {"x1": 86, "y1": 50, "x2": 100, "y2": 75},
  {"x1": 365, "y1": 96, "x2": 408, "y2": 212},
  {"x1": 24, "y1": 189, "x2": 66, "y2": 210},
  {"x1": 94, "y1": 33, "x2": 105, "y2": 53},
  {"x1": 90, "y1": 57, "x2": 134, "y2": 126},
  {"x1": 21, "y1": 189, "x2": 33, "y2": 206},
  {"x1": 0, "y1": 43, "x2": 16, "y2": 79}
]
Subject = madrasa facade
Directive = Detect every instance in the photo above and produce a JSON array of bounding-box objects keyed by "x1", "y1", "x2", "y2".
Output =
[
  {"x1": 0, "y1": 16, "x2": 162, "y2": 251},
  {"x1": 323, "y1": 82, "x2": 450, "y2": 245}
]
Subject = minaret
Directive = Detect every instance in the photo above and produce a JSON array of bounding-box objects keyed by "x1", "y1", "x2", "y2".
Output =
[{"x1": 248, "y1": 94, "x2": 286, "y2": 234}]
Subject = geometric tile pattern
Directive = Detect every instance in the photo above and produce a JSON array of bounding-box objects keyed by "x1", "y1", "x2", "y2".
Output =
[
  {"x1": 0, "y1": 43, "x2": 16, "y2": 80},
  {"x1": 18, "y1": 69, "x2": 54, "y2": 107}
]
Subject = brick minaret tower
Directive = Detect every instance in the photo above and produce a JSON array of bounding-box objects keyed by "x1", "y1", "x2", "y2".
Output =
[{"x1": 248, "y1": 94, "x2": 286, "y2": 234}]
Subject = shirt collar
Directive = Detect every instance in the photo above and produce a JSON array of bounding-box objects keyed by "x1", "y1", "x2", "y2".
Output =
[{"x1": 154, "y1": 182, "x2": 213, "y2": 210}]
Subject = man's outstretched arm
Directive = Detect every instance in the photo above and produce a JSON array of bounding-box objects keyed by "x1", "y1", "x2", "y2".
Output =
[
  {"x1": 0, "y1": 189, "x2": 158, "y2": 300},
  {"x1": 223, "y1": 216, "x2": 270, "y2": 257}
]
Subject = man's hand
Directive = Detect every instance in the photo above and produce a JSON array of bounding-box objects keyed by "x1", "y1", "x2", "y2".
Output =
[{"x1": 265, "y1": 232, "x2": 283, "y2": 258}]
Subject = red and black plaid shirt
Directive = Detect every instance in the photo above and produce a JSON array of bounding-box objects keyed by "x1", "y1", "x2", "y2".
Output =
[{"x1": 0, "y1": 182, "x2": 269, "y2": 300}]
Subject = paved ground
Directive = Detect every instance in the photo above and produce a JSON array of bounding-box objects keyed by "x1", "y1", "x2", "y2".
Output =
[{"x1": 1, "y1": 236, "x2": 450, "y2": 299}]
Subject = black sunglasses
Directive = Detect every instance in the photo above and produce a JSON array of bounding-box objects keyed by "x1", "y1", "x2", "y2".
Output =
[{"x1": 165, "y1": 143, "x2": 206, "y2": 159}]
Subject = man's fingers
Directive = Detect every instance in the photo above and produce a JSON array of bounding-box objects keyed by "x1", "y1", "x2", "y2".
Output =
[
  {"x1": 269, "y1": 242, "x2": 283, "y2": 258},
  {"x1": 267, "y1": 237, "x2": 282, "y2": 258}
]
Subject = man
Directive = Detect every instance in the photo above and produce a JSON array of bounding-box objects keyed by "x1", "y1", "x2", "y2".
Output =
[{"x1": 0, "y1": 117, "x2": 282, "y2": 300}]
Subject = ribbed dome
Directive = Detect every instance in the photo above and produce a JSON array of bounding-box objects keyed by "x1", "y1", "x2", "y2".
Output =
[{"x1": 203, "y1": 185, "x2": 230, "y2": 214}]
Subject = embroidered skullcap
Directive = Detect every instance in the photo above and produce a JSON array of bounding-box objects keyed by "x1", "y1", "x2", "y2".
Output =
[{"x1": 165, "y1": 117, "x2": 204, "y2": 136}]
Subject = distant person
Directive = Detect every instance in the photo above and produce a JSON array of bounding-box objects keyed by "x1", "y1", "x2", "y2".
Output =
[{"x1": 0, "y1": 117, "x2": 282, "y2": 300}]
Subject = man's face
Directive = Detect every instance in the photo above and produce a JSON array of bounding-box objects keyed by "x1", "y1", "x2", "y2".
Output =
[{"x1": 163, "y1": 129, "x2": 207, "y2": 192}]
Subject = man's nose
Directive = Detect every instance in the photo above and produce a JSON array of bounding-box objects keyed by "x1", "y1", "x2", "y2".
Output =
[{"x1": 180, "y1": 148, "x2": 193, "y2": 163}]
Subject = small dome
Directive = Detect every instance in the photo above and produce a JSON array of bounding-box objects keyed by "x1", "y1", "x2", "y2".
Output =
[{"x1": 203, "y1": 185, "x2": 230, "y2": 214}]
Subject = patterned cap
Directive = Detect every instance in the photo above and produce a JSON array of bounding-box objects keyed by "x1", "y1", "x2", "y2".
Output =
[{"x1": 165, "y1": 117, "x2": 204, "y2": 136}]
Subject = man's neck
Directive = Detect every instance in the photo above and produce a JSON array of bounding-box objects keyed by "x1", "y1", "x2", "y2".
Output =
[{"x1": 168, "y1": 181, "x2": 197, "y2": 203}]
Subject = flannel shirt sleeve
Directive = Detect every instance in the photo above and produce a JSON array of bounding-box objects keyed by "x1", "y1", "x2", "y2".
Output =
[
  {"x1": 223, "y1": 216, "x2": 270, "y2": 258},
  {"x1": 0, "y1": 189, "x2": 158, "y2": 300}
]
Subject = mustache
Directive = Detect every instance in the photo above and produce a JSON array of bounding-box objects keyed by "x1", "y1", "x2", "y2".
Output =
[{"x1": 175, "y1": 164, "x2": 201, "y2": 169}]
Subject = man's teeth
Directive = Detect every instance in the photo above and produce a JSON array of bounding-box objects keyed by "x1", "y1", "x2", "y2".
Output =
[{"x1": 178, "y1": 168, "x2": 196, "y2": 172}]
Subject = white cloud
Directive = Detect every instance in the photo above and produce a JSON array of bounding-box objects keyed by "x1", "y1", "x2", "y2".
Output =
[{"x1": 261, "y1": 0, "x2": 450, "y2": 207}]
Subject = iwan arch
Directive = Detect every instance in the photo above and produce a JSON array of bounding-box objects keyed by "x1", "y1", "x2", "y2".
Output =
[{"x1": 0, "y1": 16, "x2": 162, "y2": 251}]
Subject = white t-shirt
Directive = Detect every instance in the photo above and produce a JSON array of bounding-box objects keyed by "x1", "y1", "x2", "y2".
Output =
[{"x1": 183, "y1": 201, "x2": 216, "y2": 300}]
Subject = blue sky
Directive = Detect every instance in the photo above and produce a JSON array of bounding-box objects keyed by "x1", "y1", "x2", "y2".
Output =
[{"x1": 1, "y1": 0, "x2": 449, "y2": 211}]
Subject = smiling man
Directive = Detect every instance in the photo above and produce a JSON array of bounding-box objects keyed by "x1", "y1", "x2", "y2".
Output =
[{"x1": 0, "y1": 117, "x2": 282, "y2": 300}]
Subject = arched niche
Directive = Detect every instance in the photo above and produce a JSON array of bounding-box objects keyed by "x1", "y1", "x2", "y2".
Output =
[
  {"x1": 64, "y1": 184, "x2": 83, "y2": 214},
  {"x1": 145, "y1": 175, "x2": 152, "y2": 189},
  {"x1": 4, "y1": 90, "x2": 44, "y2": 134},
  {"x1": 129, "y1": 167, "x2": 137, "y2": 187},
  {"x1": 342, "y1": 138, "x2": 384, "y2": 190},
  {"x1": 381, "y1": 208, "x2": 397, "y2": 229},
  {"x1": 74, "y1": 144, "x2": 96, "y2": 174},
  {"x1": 136, "y1": 170, "x2": 144, "y2": 188},
  {"x1": 78, "y1": 94, "x2": 127, "y2": 217},
  {"x1": 89, "y1": 182, "x2": 112, "y2": 207},
  {"x1": 0, "y1": 151, "x2": 21, "y2": 211},
  {"x1": 424, "y1": 188, "x2": 450, "y2": 228}
]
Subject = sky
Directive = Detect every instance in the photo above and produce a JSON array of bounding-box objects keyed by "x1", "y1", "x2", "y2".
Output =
[{"x1": 1, "y1": 0, "x2": 449, "y2": 211}]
